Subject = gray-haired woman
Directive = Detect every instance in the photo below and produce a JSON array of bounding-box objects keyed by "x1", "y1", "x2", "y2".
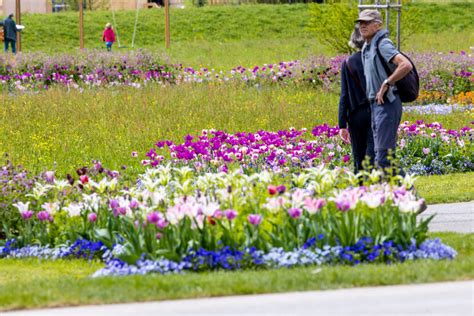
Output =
[{"x1": 338, "y1": 27, "x2": 375, "y2": 173}]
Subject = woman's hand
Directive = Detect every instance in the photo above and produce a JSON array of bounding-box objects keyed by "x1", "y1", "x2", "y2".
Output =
[{"x1": 339, "y1": 128, "x2": 351, "y2": 144}]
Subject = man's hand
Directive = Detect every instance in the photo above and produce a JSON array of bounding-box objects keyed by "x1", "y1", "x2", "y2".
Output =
[
  {"x1": 339, "y1": 128, "x2": 351, "y2": 144},
  {"x1": 376, "y1": 83, "x2": 388, "y2": 105}
]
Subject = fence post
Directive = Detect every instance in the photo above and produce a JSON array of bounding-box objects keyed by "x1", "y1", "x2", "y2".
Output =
[
  {"x1": 165, "y1": 0, "x2": 170, "y2": 49},
  {"x1": 16, "y1": 0, "x2": 21, "y2": 52},
  {"x1": 80, "y1": 0, "x2": 84, "y2": 49}
]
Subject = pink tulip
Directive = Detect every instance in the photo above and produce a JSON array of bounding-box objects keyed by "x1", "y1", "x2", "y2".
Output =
[
  {"x1": 88, "y1": 213, "x2": 97, "y2": 223},
  {"x1": 268, "y1": 185, "x2": 277, "y2": 195}
]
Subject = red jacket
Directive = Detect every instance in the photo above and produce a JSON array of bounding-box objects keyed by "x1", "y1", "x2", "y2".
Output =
[{"x1": 102, "y1": 28, "x2": 116, "y2": 43}]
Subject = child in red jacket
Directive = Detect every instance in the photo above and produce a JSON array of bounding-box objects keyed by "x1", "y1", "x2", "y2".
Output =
[{"x1": 102, "y1": 23, "x2": 116, "y2": 52}]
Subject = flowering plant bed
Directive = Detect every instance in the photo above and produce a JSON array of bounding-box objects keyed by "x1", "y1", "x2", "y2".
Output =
[
  {"x1": 0, "y1": 119, "x2": 469, "y2": 278},
  {"x1": 144, "y1": 121, "x2": 473, "y2": 176},
  {"x1": 1, "y1": 51, "x2": 472, "y2": 103},
  {"x1": 0, "y1": 160, "x2": 459, "y2": 277}
]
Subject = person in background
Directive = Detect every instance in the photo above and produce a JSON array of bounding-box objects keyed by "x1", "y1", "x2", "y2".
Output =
[
  {"x1": 338, "y1": 26, "x2": 375, "y2": 174},
  {"x1": 3, "y1": 14, "x2": 19, "y2": 54},
  {"x1": 102, "y1": 23, "x2": 116, "y2": 52}
]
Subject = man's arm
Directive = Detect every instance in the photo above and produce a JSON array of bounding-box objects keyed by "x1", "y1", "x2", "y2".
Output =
[
  {"x1": 386, "y1": 54, "x2": 413, "y2": 85},
  {"x1": 375, "y1": 53, "x2": 412, "y2": 104}
]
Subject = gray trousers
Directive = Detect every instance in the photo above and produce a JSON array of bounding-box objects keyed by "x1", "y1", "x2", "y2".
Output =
[{"x1": 370, "y1": 95, "x2": 404, "y2": 174}]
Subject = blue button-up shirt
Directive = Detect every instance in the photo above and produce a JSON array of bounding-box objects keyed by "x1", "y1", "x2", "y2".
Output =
[{"x1": 361, "y1": 29, "x2": 399, "y2": 103}]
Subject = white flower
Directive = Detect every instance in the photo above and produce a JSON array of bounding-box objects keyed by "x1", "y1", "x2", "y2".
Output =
[
  {"x1": 54, "y1": 180, "x2": 71, "y2": 191},
  {"x1": 13, "y1": 201, "x2": 30, "y2": 214},
  {"x1": 64, "y1": 203, "x2": 83, "y2": 217},
  {"x1": 26, "y1": 183, "x2": 52, "y2": 200},
  {"x1": 398, "y1": 200, "x2": 421, "y2": 213},
  {"x1": 82, "y1": 193, "x2": 101, "y2": 212},
  {"x1": 42, "y1": 202, "x2": 59, "y2": 215},
  {"x1": 203, "y1": 201, "x2": 220, "y2": 217}
]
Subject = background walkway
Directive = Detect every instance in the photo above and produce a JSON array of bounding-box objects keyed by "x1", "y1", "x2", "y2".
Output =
[
  {"x1": 5, "y1": 281, "x2": 473, "y2": 316},
  {"x1": 422, "y1": 201, "x2": 473, "y2": 233}
]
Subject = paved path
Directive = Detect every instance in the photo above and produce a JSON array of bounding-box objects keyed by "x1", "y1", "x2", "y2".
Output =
[
  {"x1": 4, "y1": 281, "x2": 473, "y2": 316},
  {"x1": 421, "y1": 201, "x2": 473, "y2": 233}
]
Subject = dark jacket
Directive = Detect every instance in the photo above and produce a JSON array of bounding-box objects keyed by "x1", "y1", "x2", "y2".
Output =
[
  {"x1": 338, "y1": 52, "x2": 370, "y2": 129},
  {"x1": 3, "y1": 17, "x2": 18, "y2": 41}
]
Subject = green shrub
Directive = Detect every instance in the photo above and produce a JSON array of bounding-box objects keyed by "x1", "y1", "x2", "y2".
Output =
[{"x1": 308, "y1": 3, "x2": 421, "y2": 53}]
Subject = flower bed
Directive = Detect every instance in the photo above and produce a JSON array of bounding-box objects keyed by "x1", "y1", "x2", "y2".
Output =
[
  {"x1": 1, "y1": 51, "x2": 472, "y2": 104},
  {"x1": 0, "y1": 164, "x2": 457, "y2": 276},
  {"x1": 144, "y1": 121, "x2": 473, "y2": 176},
  {"x1": 0, "y1": 120, "x2": 469, "y2": 276},
  {"x1": 0, "y1": 237, "x2": 456, "y2": 277}
]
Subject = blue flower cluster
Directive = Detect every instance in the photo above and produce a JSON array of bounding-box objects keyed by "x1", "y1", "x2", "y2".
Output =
[
  {"x1": 0, "y1": 237, "x2": 458, "y2": 278},
  {"x1": 182, "y1": 246, "x2": 265, "y2": 271},
  {"x1": 338, "y1": 238, "x2": 399, "y2": 264},
  {"x1": 403, "y1": 104, "x2": 471, "y2": 115},
  {"x1": 398, "y1": 239, "x2": 457, "y2": 261},
  {"x1": 92, "y1": 257, "x2": 188, "y2": 277},
  {"x1": 0, "y1": 238, "x2": 107, "y2": 261},
  {"x1": 263, "y1": 246, "x2": 338, "y2": 268},
  {"x1": 404, "y1": 158, "x2": 472, "y2": 176}
]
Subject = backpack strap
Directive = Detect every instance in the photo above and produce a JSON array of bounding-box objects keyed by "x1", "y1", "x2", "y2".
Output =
[{"x1": 375, "y1": 36, "x2": 393, "y2": 77}]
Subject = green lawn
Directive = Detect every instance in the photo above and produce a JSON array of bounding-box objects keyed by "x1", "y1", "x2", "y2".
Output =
[
  {"x1": 0, "y1": 232, "x2": 472, "y2": 311},
  {"x1": 416, "y1": 173, "x2": 474, "y2": 204},
  {"x1": 0, "y1": 85, "x2": 470, "y2": 175}
]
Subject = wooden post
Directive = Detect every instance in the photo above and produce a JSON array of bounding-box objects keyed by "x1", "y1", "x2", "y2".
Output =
[
  {"x1": 79, "y1": 0, "x2": 84, "y2": 49},
  {"x1": 164, "y1": 0, "x2": 170, "y2": 49},
  {"x1": 15, "y1": 0, "x2": 21, "y2": 52}
]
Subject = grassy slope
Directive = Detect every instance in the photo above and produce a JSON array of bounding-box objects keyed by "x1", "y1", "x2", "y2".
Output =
[
  {"x1": 0, "y1": 232, "x2": 472, "y2": 311},
  {"x1": 14, "y1": 3, "x2": 474, "y2": 68}
]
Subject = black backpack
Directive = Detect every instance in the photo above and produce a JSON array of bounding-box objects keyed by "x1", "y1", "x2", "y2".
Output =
[{"x1": 376, "y1": 37, "x2": 419, "y2": 103}]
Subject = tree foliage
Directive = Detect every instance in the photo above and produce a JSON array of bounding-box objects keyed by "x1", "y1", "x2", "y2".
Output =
[{"x1": 308, "y1": 3, "x2": 421, "y2": 54}]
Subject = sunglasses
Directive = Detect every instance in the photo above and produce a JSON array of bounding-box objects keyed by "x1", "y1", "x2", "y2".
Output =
[{"x1": 356, "y1": 21, "x2": 376, "y2": 27}]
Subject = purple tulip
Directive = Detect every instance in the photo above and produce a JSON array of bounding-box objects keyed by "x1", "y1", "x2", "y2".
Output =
[
  {"x1": 157, "y1": 219, "x2": 168, "y2": 229},
  {"x1": 44, "y1": 171, "x2": 55, "y2": 183},
  {"x1": 129, "y1": 199, "x2": 139, "y2": 210},
  {"x1": 335, "y1": 199, "x2": 351, "y2": 212},
  {"x1": 288, "y1": 207, "x2": 302, "y2": 219},
  {"x1": 225, "y1": 209, "x2": 238, "y2": 221},
  {"x1": 147, "y1": 212, "x2": 160, "y2": 224},
  {"x1": 21, "y1": 210, "x2": 34, "y2": 220},
  {"x1": 109, "y1": 199, "x2": 119, "y2": 209},
  {"x1": 113, "y1": 207, "x2": 127, "y2": 217},
  {"x1": 37, "y1": 211, "x2": 52, "y2": 222},
  {"x1": 247, "y1": 214, "x2": 262, "y2": 226},
  {"x1": 276, "y1": 185, "x2": 286, "y2": 194}
]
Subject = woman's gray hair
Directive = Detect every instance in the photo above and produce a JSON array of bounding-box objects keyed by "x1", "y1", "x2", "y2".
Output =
[{"x1": 348, "y1": 26, "x2": 365, "y2": 50}]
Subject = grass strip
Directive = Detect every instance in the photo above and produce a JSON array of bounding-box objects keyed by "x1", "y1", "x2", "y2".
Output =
[{"x1": 0, "y1": 232, "x2": 472, "y2": 311}]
